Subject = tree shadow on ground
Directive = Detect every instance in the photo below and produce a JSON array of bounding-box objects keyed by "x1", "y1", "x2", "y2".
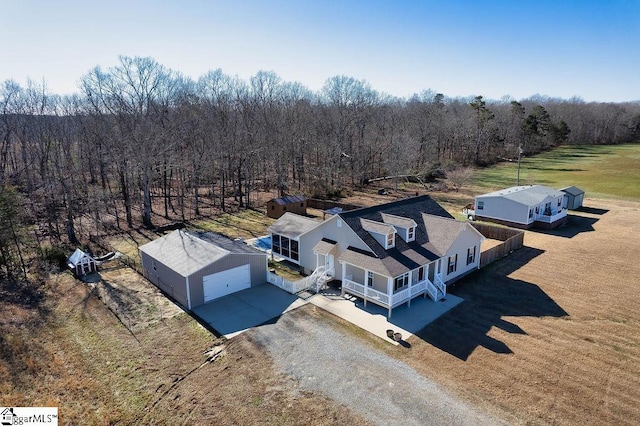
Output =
[
  {"x1": 531, "y1": 214, "x2": 600, "y2": 239},
  {"x1": 415, "y1": 246, "x2": 567, "y2": 361}
]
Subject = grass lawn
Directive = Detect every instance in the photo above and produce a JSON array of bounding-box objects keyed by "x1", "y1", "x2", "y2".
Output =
[
  {"x1": 191, "y1": 209, "x2": 275, "y2": 240},
  {"x1": 471, "y1": 143, "x2": 640, "y2": 200}
]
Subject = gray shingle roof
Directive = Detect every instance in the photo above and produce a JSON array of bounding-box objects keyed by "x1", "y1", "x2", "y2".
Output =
[
  {"x1": 421, "y1": 214, "x2": 469, "y2": 256},
  {"x1": 312, "y1": 238, "x2": 337, "y2": 256},
  {"x1": 381, "y1": 213, "x2": 417, "y2": 229},
  {"x1": 267, "y1": 212, "x2": 320, "y2": 239},
  {"x1": 338, "y1": 195, "x2": 458, "y2": 277},
  {"x1": 560, "y1": 186, "x2": 584, "y2": 196},
  {"x1": 477, "y1": 185, "x2": 565, "y2": 206},
  {"x1": 271, "y1": 194, "x2": 306, "y2": 205},
  {"x1": 360, "y1": 218, "x2": 395, "y2": 235}
]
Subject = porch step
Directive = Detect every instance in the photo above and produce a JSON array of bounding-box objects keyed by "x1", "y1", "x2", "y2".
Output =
[{"x1": 296, "y1": 290, "x2": 315, "y2": 300}]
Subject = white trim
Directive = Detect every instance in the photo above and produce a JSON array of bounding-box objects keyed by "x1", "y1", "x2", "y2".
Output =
[{"x1": 185, "y1": 276, "x2": 192, "y2": 310}]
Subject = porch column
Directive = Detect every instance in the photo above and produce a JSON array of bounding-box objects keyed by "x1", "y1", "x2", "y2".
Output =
[
  {"x1": 408, "y1": 270, "x2": 413, "y2": 308},
  {"x1": 387, "y1": 277, "x2": 393, "y2": 318},
  {"x1": 316, "y1": 252, "x2": 320, "y2": 271},
  {"x1": 341, "y1": 261, "x2": 346, "y2": 296}
]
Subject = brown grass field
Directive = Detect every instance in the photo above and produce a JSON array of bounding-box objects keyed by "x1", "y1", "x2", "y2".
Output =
[
  {"x1": 394, "y1": 197, "x2": 640, "y2": 424},
  {"x1": 2, "y1": 170, "x2": 640, "y2": 423}
]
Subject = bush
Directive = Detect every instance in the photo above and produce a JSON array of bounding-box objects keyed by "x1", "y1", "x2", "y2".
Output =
[{"x1": 41, "y1": 245, "x2": 69, "y2": 271}]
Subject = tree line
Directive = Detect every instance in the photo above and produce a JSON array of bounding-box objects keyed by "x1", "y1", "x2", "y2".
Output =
[{"x1": 1, "y1": 55, "x2": 639, "y2": 269}]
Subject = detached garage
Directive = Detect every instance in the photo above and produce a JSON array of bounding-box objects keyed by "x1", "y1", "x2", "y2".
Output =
[{"x1": 139, "y1": 230, "x2": 267, "y2": 310}]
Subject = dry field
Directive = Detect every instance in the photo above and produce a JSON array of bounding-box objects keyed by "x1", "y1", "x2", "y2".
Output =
[
  {"x1": 390, "y1": 197, "x2": 640, "y2": 424},
  {"x1": 0, "y1": 268, "x2": 368, "y2": 424},
  {"x1": 3, "y1": 177, "x2": 639, "y2": 423}
]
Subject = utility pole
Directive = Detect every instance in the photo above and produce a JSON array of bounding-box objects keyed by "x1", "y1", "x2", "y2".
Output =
[{"x1": 517, "y1": 145, "x2": 523, "y2": 186}]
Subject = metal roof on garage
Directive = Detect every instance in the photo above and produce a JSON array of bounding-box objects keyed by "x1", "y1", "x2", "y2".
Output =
[
  {"x1": 139, "y1": 230, "x2": 264, "y2": 277},
  {"x1": 267, "y1": 212, "x2": 320, "y2": 239}
]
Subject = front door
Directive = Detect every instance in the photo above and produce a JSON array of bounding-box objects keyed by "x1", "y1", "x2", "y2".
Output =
[{"x1": 325, "y1": 254, "x2": 334, "y2": 274}]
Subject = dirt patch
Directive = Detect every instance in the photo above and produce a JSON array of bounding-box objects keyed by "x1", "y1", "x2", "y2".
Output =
[{"x1": 390, "y1": 197, "x2": 640, "y2": 425}]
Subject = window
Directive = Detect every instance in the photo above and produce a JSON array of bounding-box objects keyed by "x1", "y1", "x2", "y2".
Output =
[
  {"x1": 152, "y1": 260, "x2": 157, "y2": 271},
  {"x1": 386, "y1": 233, "x2": 395, "y2": 248},
  {"x1": 477, "y1": 201, "x2": 484, "y2": 210},
  {"x1": 407, "y1": 227, "x2": 415, "y2": 241},
  {"x1": 300, "y1": 203, "x2": 304, "y2": 207},
  {"x1": 272, "y1": 235, "x2": 281, "y2": 254},
  {"x1": 417, "y1": 266, "x2": 425, "y2": 282},
  {"x1": 290, "y1": 239, "x2": 299, "y2": 261},
  {"x1": 448, "y1": 254, "x2": 458, "y2": 274},
  {"x1": 367, "y1": 271, "x2": 374, "y2": 287},
  {"x1": 337, "y1": 219, "x2": 342, "y2": 228},
  {"x1": 281, "y1": 236, "x2": 290, "y2": 258},
  {"x1": 283, "y1": 206, "x2": 287, "y2": 211},
  {"x1": 529, "y1": 209, "x2": 533, "y2": 219},
  {"x1": 271, "y1": 205, "x2": 275, "y2": 210},
  {"x1": 557, "y1": 198, "x2": 561, "y2": 206},
  {"x1": 467, "y1": 246, "x2": 476, "y2": 265},
  {"x1": 394, "y1": 273, "x2": 409, "y2": 291}
]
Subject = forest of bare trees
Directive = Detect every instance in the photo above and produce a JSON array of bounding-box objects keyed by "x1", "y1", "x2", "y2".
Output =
[{"x1": 1, "y1": 55, "x2": 639, "y2": 273}]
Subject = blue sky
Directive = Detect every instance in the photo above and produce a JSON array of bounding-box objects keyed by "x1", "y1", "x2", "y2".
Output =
[{"x1": 1, "y1": 0, "x2": 639, "y2": 102}]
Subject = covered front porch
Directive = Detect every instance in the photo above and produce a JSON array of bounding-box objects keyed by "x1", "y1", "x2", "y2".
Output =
[
  {"x1": 340, "y1": 259, "x2": 447, "y2": 318},
  {"x1": 533, "y1": 206, "x2": 568, "y2": 229}
]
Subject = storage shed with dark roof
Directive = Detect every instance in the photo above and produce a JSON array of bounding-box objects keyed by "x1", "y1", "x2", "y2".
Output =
[
  {"x1": 560, "y1": 186, "x2": 585, "y2": 210},
  {"x1": 266, "y1": 194, "x2": 307, "y2": 219}
]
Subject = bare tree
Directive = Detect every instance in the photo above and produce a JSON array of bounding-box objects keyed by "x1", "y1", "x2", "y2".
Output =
[{"x1": 446, "y1": 166, "x2": 475, "y2": 192}]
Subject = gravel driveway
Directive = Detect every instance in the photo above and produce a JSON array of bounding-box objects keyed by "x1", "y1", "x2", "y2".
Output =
[{"x1": 248, "y1": 306, "x2": 505, "y2": 426}]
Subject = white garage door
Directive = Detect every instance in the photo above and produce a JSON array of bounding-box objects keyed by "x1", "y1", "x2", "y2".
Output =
[{"x1": 203, "y1": 264, "x2": 251, "y2": 303}]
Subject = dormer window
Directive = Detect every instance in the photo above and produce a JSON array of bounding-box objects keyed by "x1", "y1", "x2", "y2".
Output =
[
  {"x1": 380, "y1": 213, "x2": 417, "y2": 243},
  {"x1": 386, "y1": 233, "x2": 395, "y2": 248},
  {"x1": 407, "y1": 226, "x2": 415, "y2": 242}
]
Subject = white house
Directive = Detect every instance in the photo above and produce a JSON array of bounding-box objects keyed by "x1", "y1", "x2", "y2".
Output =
[
  {"x1": 268, "y1": 195, "x2": 485, "y2": 317},
  {"x1": 474, "y1": 185, "x2": 567, "y2": 229}
]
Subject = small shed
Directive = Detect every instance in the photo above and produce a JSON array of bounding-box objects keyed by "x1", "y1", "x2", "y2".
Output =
[
  {"x1": 266, "y1": 195, "x2": 307, "y2": 219},
  {"x1": 67, "y1": 249, "x2": 97, "y2": 276},
  {"x1": 560, "y1": 186, "x2": 585, "y2": 210},
  {"x1": 139, "y1": 230, "x2": 268, "y2": 310}
]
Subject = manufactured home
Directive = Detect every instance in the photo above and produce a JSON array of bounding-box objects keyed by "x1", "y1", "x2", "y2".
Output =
[{"x1": 474, "y1": 185, "x2": 568, "y2": 229}]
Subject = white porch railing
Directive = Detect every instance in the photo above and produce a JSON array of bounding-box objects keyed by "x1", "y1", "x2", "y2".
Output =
[
  {"x1": 434, "y1": 274, "x2": 446, "y2": 298},
  {"x1": 535, "y1": 209, "x2": 567, "y2": 224},
  {"x1": 267, "y1": 265, "x2": 330, "y2": 295},
  {"x1": 313, "y1": 267, "x2": 335, "y2": 293},
  {"x1": 343, "y1": 277, "x2": 440, "y2": 308}
]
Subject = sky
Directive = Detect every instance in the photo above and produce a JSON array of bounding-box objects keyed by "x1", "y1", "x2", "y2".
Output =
[{"x1": 1, "y1": 0, "x2": 639, "y2": 102}]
